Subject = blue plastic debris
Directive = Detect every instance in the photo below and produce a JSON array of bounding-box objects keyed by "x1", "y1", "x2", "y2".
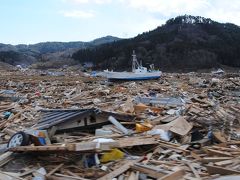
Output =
[{"x1": 3, "y1": 112, "x2": 12, "y2": 119}]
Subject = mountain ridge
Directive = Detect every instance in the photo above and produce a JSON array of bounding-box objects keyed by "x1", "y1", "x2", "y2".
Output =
[
  {"x1": 73, "y1": 15, "x2": 240, "y2": 71},
  {"x1": 0, "y1": 36, "x2": 120, "y2": 67}
]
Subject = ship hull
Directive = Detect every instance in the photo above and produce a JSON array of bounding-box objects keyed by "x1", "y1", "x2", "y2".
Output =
[{"x1": 104, "y1": 71, "x2": 162, "y2": 81}]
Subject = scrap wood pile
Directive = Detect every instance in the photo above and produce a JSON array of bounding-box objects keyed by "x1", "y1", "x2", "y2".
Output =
[{"x1": 0, "y1": 69, "x2": 239, "y2": 180}]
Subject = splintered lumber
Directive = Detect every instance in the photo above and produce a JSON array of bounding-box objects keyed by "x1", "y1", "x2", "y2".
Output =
[
  {"x1": 117, "y1": 137, "x2": 158, "y2": 148},
  {"x1": 0, "y1": 171, "x2": 24, "y2": 180},
  {"x1": 46, "y1": 163, "x2": 64, "y2": 177},
  {"x1": 186, "y1": 162, "x2": 200, "y2": 179},
  {"x1": 3, "y1": 128, "x2": 17, "y2": 136},
  {"x1": 206, "y1": 165, "x2": 240, "y2": 175},
  {"x1": 131, "y1": 163, "x2": 170, "y2": 179},
  {"x1": 98, "y1": 159, "x2": 142, "y2": 180},
  {"x1": 67, "y1": 142, "x2": 99, "y2": 152},
  {"x1": 158, "y1": 142, "x2": 189, "y2": 153},
  {"x1": 211, "y1": 145, "x2": 240, "y2": 152},
  {"x1": 65, "y1": 170, "x2": 89, "y2": 180},
  {"x1": 19, "y1": 169, "x2": 36, "y2": 177},
  {"x1": 215, "y1": 159, "x2": 236, "y2": 166},
  {"x1": 157, "y1": 169, "x2": 185, "y2": 180},
  {"x1": 9, "y1": 145, "x2": 68, "y2": 152},
  {"x1": 0, "y1": 111, "x2": 22, "y2": 129},
  {"x1": 10, "y1": 141, "x2": 117, "y2": 152},
  {"x1": 149, "y1": 160, "x2": 177, "y2": 166},
  {"x1": 54, "y1": 173, "x2": 88, "y2": 180},
  {"x1": 190, "y1": 152, "x2": 202, "y2": 161},
  {"x1": 201, "y1": 157, "x2": 233, "y2": 163},
  {"x1": 207, "y1": 149, "x2": 233, "y2": 157},
  {"x1": 0, "y1": 152, "x2": 13, "y2": 167}
]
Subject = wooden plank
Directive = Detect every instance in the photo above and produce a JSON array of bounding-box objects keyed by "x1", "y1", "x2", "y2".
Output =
[
  {"x1": 0, "y1": 152, "x2": 13, "y2": 167},
  {"x1": 67, "y1": 142, "x2": 97, "y2": 151},
  {"x1": 10, "y1": 145, "x2": 68, "y2": 152},
  {"x1": 3, "y1": 128, "x2": 17, "y2": 136},
  {"x1": 65, "y1": 170, "x2": 89, "y2": 180},
  {"x1": 47, "y1": 175, "x2": 68, "y2": 180},
  {"x1": 19, "y1": 169, "x2": 36, "y2": 177},
  {"x1": 0, "y1": 111, "x2": 22, "y2": 129},
  {"x1": 206, "y1": 165, "x2": 240, "y2": 175},
  {"x1": 190, "y1": 152, "x2": 202, "y2": 161},
  {"x1": 0, "y1": 171, "x2": 24, "y2": 180},
  {"x1": 0, "y1": 152, "x2": 13, "y2": 162},
  {"x1": 215, "y1": 159, "x2": 235, "y2": 166},
  {"x1": 67, "y1": 141, "x2": 118, "y2": 152},
  {"x1": 149, "y1": 160, "x2": 177, "y2": 166},
  {"x1": 201, "y1": 157, "x2": 232, "y2": 163},
  {"x1": 54, "y1": 173, "x2": 87, "y2": 180},
  {"x1": 98, "y1": 159, "x2": 142, "y2": 180},
  {"x1": 131, "y1": 164, "x2": 168, "y2": 179},
  {"x1": 117, "y1": 137, "x2": 158, "y2": 148},
  {"x1": 158, "y1": 142, "x2": 189, "y2": 153},
  {"x1": 186, "y1": 163, "x2": 200, "y2": 179},
  {"x1": 211, "y1": 145, "x2": 240, "y2": 152},
  {"x1": 207, "y1": 149, "x2": 233, "y2": 157},
  {"x1": 157, "y1": 169, "x2": 185, "y2": 180},
  {"x1": 46, "y1": 163, "x2": 64, "y2": 177}
]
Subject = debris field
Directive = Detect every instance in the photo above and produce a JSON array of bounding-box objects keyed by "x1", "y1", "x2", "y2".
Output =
[{"x1": 0, "y1": 69, "x2": 239, "y2": 180}]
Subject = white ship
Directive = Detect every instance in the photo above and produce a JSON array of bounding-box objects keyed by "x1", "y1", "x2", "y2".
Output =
[{"x1": 102, "y1": 51, "x2": 162, "y2": 81}]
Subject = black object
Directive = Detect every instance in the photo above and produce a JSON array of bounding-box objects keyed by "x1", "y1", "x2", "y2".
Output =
[{"x1": 7, "y1": 131, "x2": 30, "y2": 148}]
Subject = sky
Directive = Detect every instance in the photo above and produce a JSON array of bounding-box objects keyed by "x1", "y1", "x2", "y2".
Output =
[{"x1": 0, "y1": 0, "x2": 240, "y2": 45}]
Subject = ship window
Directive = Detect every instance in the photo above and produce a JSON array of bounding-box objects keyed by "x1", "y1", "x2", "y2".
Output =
[{"x1": 90, "y1": 115, "x2": 96, "y2": 123}]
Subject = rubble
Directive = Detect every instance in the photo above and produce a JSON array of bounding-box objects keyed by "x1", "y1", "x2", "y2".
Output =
[{"x1": 0, "y1": 69, "x2": 239, "y2": 179}]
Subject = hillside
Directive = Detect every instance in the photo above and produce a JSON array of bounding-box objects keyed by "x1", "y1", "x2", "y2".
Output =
[
  {"x1": 0, "y1": 36, "x2": 120, "y2": 66},
  {"x1": 73, "y1": 15, "x2": 240, "y2": 71}
]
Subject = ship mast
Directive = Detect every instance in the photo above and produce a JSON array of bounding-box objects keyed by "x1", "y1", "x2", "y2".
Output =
[{"x1": 132, "y1": 50, "x2": 140, "y2": 72}]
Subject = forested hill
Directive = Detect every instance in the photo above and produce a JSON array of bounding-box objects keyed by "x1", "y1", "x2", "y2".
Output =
[{"x1": 73, "y1": 15, "x2": 240, "y2": 71}]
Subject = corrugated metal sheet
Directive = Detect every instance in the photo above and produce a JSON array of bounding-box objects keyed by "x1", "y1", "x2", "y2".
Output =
[{"x1": 33, "y1": 108, "x2": 97, "y2": 130}]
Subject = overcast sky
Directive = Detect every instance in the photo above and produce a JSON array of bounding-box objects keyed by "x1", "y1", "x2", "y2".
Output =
[{"x1": 1, "y1": 0, "x2": 240, "y2": 44}]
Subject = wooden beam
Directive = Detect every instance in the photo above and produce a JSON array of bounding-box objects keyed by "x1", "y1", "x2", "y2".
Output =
[
  {"x1": 157, "y1": 169, "x2": 185, "y2": 180},
  {"x1": 54, "y1": 173, "x2": 87, "y2": 180},
  {"x1": 186, "y1": 163, "x2": 200, "y2": 179},
  {"x1": 215, "y1": 159, "x2": 235, "y2": 166},
  {"x1": 207, "y1": 149, "x2": 233, "y2": 157},
  {"x1": 131, "y1": 164, "x2": 167, "y2": 179},
  {"x1": 201, "y1": 157, "x2": 233, "y2": 164},
  {"x1": 10, "y1": 145, "x2": 68, "y2": 152},
  {"x1": 0, "y1": 152, "x2": 13, "y2": 167},
  {"x1": 0, "y1": 111, "x2": 22, "y2": 129},
  {"x1": 65, "y1": 170, "x2": 89, "y2": 180},
  {"x1": 67, "y1": 141, "x2": 118, "y2": 152},
  {"x1": 98, "y1": 159, "x2": 142, "y2": 180},
  {"x1": 46, "y1": 163, "x2": 64, "y2": 177},
  {"x1": 117, "y1": 137, "x2": 158, "y2": 148},
  {"x1": 206, "y1": 165, "x2": 240, "y2": 175}
]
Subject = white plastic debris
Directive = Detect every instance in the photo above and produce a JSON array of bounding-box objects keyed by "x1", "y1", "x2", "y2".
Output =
[
  {"x1": 147, "y1": 129, "x2": 171, "y2": 141},
  {"x1": 108, "y1": 116, "x2": 130, "y2": 135}
]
